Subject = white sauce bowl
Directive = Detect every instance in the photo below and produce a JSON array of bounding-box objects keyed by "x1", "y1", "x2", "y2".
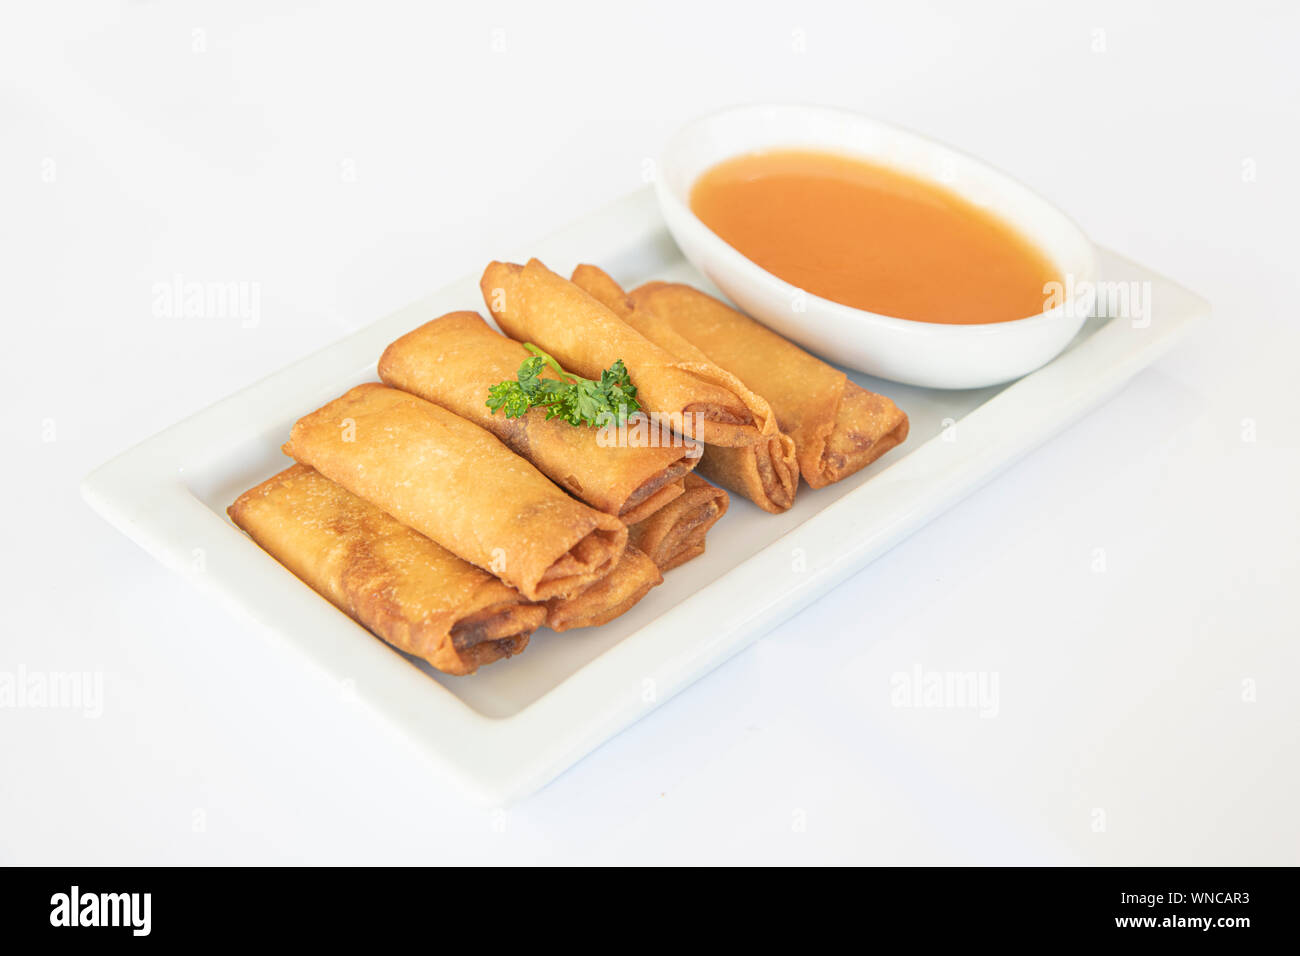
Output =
[{"x1": 655, "y1": 104, "x2": 1097, "y2": 389}]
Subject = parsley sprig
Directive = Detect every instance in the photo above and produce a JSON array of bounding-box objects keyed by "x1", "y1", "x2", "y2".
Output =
[{"x1": 486, "y1": 344, "x2": 640, "y2": 427}]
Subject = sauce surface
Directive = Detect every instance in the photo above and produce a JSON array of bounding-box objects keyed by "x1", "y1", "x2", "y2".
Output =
[{"x1": 690, "y1": 149, "x2": 1058, "y2": 325}]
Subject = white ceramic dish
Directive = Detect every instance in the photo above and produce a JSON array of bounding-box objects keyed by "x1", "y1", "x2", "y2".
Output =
[
  {"x1": 82, "y1": 187, "x2": 1204, "y2": 804},
  {"x1": 656, "y1": 104, "x2": 1098, "y2": 389}
]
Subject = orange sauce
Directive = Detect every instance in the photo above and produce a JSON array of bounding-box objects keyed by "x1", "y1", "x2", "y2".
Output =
[{"x1": 690, "y1": 149, "x2": 1058, "y2": 325}]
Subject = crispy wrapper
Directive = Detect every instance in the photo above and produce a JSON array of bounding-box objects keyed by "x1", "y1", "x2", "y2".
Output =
[
  {"x1": 573, "y1": 265, "x2": 799, "y2": 513},
  {"x1": 480, "y1": 258, "x2": 776, "y2": 447},
  {"x1": 378, "y1": 311, "x2": 697, "y2": 525},
  {"x1": 228, "y1": 465, "x2": 542, "y2": 675},
  {"x1": 283, "y1": 384, "x2": 627, "y2": 601},
  {"x1": 627, "y1": 474, "x2": 730, "y2": 572},
  {"x1": 694, "y1": 434, "x2": 798, "y2": 513},
  {"x1": 628, "y1": 282, "x2": 909, "y2": 488},
  {"x1": 544, "y1": 545, "x2": 662, "y2": 632}
]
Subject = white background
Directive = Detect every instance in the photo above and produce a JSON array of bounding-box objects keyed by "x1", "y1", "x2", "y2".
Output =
[{"x1": 2, "y1": 1, "x2": 1297, "y2": 864}]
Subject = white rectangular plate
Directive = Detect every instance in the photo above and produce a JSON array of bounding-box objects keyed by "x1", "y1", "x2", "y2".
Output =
[{"x1": 83, "y1": 187, "x2": 1206, "y2": 804}]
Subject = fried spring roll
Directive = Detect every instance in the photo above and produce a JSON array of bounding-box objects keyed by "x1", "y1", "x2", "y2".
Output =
[
  {"x1": 627, "y1": 474, "x2": 730, "y2": 572},
  {"x1": 698, "y1": 433, "x2": 798, "y2": 513},
  {"x1": 544, "y1": 545, "x2": 662, "y2": 632},
  {"x1": 573, "y1": 265, "x2": 799, "y2": 513},
  {"x1": 629, "y1": 282, "x2": 910, "y2": 488},
  {"x1": 378, "y1": 311, "x2": 698, "y2": 525},
  {"x1": 283, "y1": 384, "x2": 627, "y2": 601},
  {"x1": 229, "y1": 465, "x2": 542, "y2": 675},
  {"x1": 480, "y1": 258, "x2": 775, "y2": 447}
]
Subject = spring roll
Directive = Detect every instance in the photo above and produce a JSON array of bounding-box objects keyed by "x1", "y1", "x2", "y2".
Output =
[
  {"x1": 544, "y1": 545, "x2": 662, "y2": 632},
  {"x1": 629, "y1": 282, "x2": 910, "y2": 489},
  {"x1": 378, "y1": 311, "x2": 698, "y2": 525},
  {"x1": 229, "y1": 465, "x2": 542, "y2": 675},
  {"x1": 572, "y1": 265, "x2": 799, "y2": 514},
  {"x1": 283, "y1": 384, "x2": 627, "y2": 601},
  {"x1": 480, "y1": 258, "x2": 776, "y2": 447},
  {"x1": 627, "y1": 474, "x2": 730, "y2": 572}
]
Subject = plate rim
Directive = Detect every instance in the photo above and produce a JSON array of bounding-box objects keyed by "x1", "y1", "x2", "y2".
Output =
[{"x1": 81, "y1": 187, "x2": 1209, "y2": 804}]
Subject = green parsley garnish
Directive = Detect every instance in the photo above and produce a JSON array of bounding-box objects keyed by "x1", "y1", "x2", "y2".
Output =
[{"x1": 486, "y1": 344, "x2": 640, "y2": 427}]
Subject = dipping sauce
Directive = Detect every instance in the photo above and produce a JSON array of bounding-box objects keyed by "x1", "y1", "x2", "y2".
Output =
[{"x1": 690, "y1": 149, "x2": 1059, "y2": 325}]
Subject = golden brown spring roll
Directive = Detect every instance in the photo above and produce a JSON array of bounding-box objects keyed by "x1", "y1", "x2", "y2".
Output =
[
  {"x1": 543, "y1": 545, "x2": 662, "y2": 632},
  {"x1": 480, "y1": 258, "x2": 775, "y2": 447},
  {"x1": 229, "y1": 465, "x2": 542, "y2": 675},
  {"x1": 573, "y1": 265, "x2": 799, "y2": 514},
  {"x1": 378, "y1": 311, "x2": 698, "y2": 525},
  {"x1": 627, "y1": 474, "x2": 730, "y2": 572},
  {"x1": 629, "y1": 282, "x2": 910, "y2": 489},
  {"x1": 697, "y1": 433, "x2": 798, "y2": 514},
  {"x1": 283, "y1": 384, "x2": 627, "y2": 601}
]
